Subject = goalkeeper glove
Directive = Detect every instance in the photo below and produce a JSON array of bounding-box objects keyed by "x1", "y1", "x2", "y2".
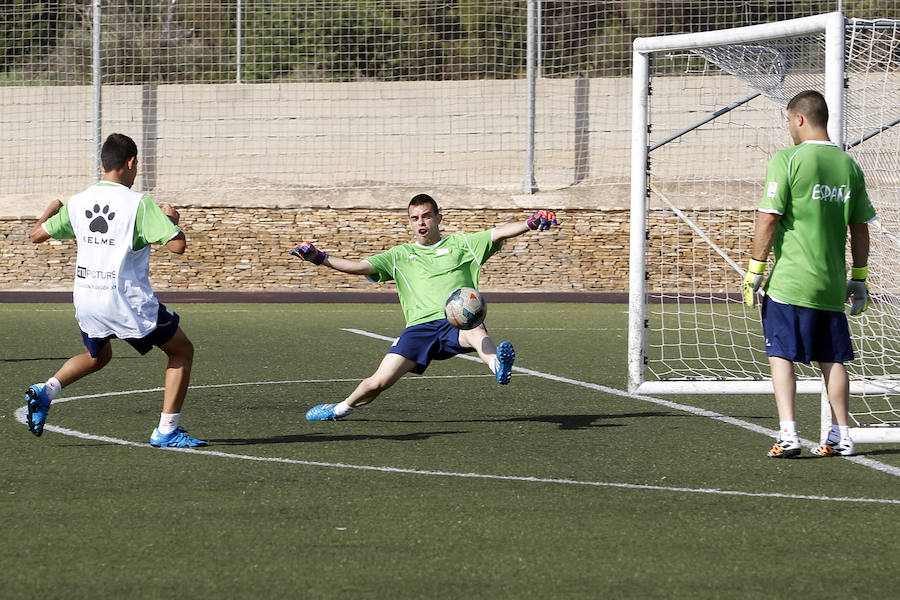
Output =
[
  {"x1": 742, "y1": 258, "x2": 766, "y2": 307},
  {"x1": 289, "y1": 241, "x2": 328, "y2": 265},
  {"x1": 846, "y1": 266, "x2": 869, "y2": 315},
  {"x1": 526, "y1": 209, "x2": 558, "y2": 231}
]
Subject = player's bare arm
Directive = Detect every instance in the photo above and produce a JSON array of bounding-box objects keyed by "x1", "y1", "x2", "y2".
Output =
[
  {"x1": 743, "y1": 211, "x2": 781, "y2": 306},
  {"x1": 166, "y1": 231, "x2": 187, "y2": 255},
  {"x1": 492, "y1": 209, "x2": 558, "y2": 243},
  {"x1": 751, "y1": 211, "x2": 780, "y2": 260},
  {"x1": 158, "y1": 202, "x2": 186, "y2": 254},
  {"x1": 160, "y1": 202, "x2": 180, "y2": 225},
  {"x1": 29, "y1": 199, "x2": 63, "y2": 244},
  {"x1": 322, "y1": 255, "x2": 377, "y2": 276},
  {"x1": 849, "y1": 221, "x2": 870, "y2": 268},
  {"x1": 289, "y1": 241, "x2": 376, "y2": 276},
  {"x1": 847, "y1": 222, "x2": 872, "y2": 316}
]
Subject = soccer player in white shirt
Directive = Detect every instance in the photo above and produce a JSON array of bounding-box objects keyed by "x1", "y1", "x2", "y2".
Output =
[{"x1": 25, "y1": 133, "x2": 205, "y2": 448}]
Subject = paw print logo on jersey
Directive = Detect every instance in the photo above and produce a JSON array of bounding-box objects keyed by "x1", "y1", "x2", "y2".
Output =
[{"x1": 86, "y1": 204, "x2": 115, "y2": 234}]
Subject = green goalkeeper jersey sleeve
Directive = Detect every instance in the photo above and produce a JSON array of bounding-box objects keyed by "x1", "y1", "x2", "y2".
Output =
[
  {"x1": 759, "y1": 141, "x2": 876, "y2": 311},
  {"x1": 365, "y1": 229, "x2": 502, "y2": 326}
]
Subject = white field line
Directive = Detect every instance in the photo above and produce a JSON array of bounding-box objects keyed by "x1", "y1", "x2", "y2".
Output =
[
  {"x1": 10, "y1": 329, "x2": 900, "y2": 504},
  {"x1": 494, "y1": 327, "x2": 621, "y2": 331},
  {"x1": 10, "y1": 403, "x2": 900, "y2": 506},
  {"x1": 343, "y1": 328, "x2": 900, "y2": 479}
]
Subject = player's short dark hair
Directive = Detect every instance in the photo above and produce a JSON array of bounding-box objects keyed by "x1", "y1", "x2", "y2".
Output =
[
  {"x1": 100, "y1": 133, "x2": 138, "y2": 171},
  {"x1": 787, "y1": 90, "x2": 829, "y2": 129},
  {"x1": 409, "y1": 193, "x2": 439, "y2": 214}
]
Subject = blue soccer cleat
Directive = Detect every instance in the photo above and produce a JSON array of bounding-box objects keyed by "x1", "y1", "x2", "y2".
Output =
[
  {"x1": 306, "y1": 403, "x2": 342, "y2": 421},
  {"x1": 495, "y1": 341, "x2": 515, "y2": 385},
  {"x1": 25, "y1": 384, "x2": 52, "y2": 437},
  {"x1": 150, "y1": 426, "x2": 207, "y2": 448}
]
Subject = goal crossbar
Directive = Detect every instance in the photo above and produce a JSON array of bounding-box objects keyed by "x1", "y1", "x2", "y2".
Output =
[{"x1": 633, "y1": 12, "x2": 843, "y2": 53}]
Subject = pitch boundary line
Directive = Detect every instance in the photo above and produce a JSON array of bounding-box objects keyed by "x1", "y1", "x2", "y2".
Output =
[
  {"x1": 11, "y1": 366, "x2": 900, "y2": 504},
  {"x1": 343, "y1": 328, "x2": 900, "y2": 479},
  {"x1": 10, "y1": 398, "x2": 900, "y2": 505}
]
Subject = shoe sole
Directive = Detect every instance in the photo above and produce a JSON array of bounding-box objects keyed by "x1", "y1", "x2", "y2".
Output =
[
  {"x1": 150, "y1": 442, "x2": 207, "y2": 448},
  {"x1": 496, "y1": 343, "x2": 515, "y2": 385},
  {"x1": 812, "y1": 445, "x2": 854, "y2": 457},
  {"x1": 767, "y1": 447, "x2": 801, "y2": 458},
  {"x1": 25, "y1": 387, "x2": 47, "y2": 437},
  {"x1": 150, "y1": 438, "x2": 207, "y2": 448}
]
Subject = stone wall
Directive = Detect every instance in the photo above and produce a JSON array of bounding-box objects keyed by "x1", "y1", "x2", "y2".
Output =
[{"x1": 1, "y1": 207, "x2": 632, "y2": 292}]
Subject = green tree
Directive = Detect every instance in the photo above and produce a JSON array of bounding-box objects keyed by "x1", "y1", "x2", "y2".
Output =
[{"x1": 0, "y1": 1, "x2": 64, "y2": 72}]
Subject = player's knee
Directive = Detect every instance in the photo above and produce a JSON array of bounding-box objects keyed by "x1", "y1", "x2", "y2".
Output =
[
  {"x1": 95, "y1": 344, "x2": 112, "y2": 368},
  {"x1": 164, "y1": 333, "x2": 194, "y2": 366},
  {"x1": 181, "y1": 338, "x2": 195, "y2": 363},
  {"x1": 363, "y1": 376, "x2": 392, "y2": 395},
  {"x1": 175, "y1": 342, "x2": 194, "y2": 368}
]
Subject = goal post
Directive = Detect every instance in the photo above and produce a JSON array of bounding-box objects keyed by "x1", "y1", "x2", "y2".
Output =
[{"x1": 628, "y1": 12, "x2": 900, "y2": 444}]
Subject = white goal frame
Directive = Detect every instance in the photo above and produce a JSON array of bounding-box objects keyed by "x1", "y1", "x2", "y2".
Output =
[{"x1": 627, "y1": 12, "x2": 900, "y2": 444}]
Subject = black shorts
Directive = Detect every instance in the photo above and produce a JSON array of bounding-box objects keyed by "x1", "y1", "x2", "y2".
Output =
[
  {"x1": 80, "y1": 303, "x2": 181, "y2": 358},
  {"x1": 388, "y1": 319, "x2": 475, "y2": 374},
  {"x1": 761, "y1": 295, "x2": 853, "y2": 364}
]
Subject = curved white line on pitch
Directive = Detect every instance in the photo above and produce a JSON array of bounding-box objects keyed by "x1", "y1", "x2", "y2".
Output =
[
  {"x1": 341, "y1": 328, "x2": 900, "y2": 479},
  {"x1": 11, "y1": 377, "x2": 900, "y2": 506}
]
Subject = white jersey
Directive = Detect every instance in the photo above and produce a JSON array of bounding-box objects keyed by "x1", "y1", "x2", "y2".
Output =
[{"x1": 66, "y1": 182, "x2": 160, "y2": 338}]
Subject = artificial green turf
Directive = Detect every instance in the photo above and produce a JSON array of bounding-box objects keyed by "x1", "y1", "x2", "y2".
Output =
[{"x1": 1, "y1": 302, "x2": 898, "y2": 599}]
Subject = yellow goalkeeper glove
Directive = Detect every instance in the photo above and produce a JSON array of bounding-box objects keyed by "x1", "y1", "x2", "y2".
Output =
[
  {"x1": 742, "y1": 259, "x2": 767, "y2": 307},
  {"x1": 846, "y1": 266, "x2": 870, "y2": 316}
]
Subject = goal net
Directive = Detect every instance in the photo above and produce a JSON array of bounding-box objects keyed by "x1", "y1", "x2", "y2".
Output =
[{"x1": 628, "y1": 13, "x2": 900, "y2": 443}]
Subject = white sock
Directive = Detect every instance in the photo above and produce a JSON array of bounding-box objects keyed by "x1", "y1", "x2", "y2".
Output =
[
  {"x1": 158, "y1": 412, "x2": 180, "y2": 434},
  {"x1": 838, "y1": 425, "x2": 851, "y2": 442},
  {"x1": 779, "y1": 421, "x2": 798, "y2": 440},
  {"x1": 488, "y1": 357, "x2": 499, "y2": 375},
  {"x1": 44, "y1": 377, "x2": 62, "y2": 400},
  {"x1": 333, "y1": 400, "x2": 355, "y2": 418}
]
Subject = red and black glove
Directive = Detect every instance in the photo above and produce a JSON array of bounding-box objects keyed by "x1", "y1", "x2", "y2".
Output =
[
  {"x1": 289, "y1": 241, "x2": 328, "y2": 265},
  {"x1": 526, "y1": 210, "x2": 558, "y2": 231}
]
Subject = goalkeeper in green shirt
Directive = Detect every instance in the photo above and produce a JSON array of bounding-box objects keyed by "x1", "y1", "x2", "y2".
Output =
[
  {"x1": 290, "y1": 193, "x2": 558, "y2": 421},
  {"x1": 743, "y1": 90, "x2": 876, "y2": 459}
]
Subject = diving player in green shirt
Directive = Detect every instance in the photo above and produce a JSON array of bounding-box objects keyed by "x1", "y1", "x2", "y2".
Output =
[
  {"x1": 742, "y1": 91, "x2": 876, "y2": 458},
  {"x1": 291, "y1": 193, "x2": 558, "y2": 421}
]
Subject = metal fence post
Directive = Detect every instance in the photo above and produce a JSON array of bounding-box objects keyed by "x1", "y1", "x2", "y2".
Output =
[
  {"x1": 236, "y1": 0, "x2": 243, "y2": 83},
  {"x1": 523, "y1": 0, "x2": 538, "y2": 193},
  {"x1": 93, "y1": 0, "x2": 102, "y2": 181}
]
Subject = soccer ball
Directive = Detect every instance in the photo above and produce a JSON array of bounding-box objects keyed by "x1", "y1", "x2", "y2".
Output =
[{"x1": 444, "y1": 287, "x2": 487, "y2": 330}]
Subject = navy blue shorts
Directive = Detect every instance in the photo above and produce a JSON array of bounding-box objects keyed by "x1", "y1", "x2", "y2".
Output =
[
  {"x1": 761, "y1": 295, "x2": 853, "y2": 364},
  {"x1": 388, "y1": 319, "x2": 476, "y2": 374},
  {"x1": 81, "y1": 303, "x2": 181, "y2": 358}
]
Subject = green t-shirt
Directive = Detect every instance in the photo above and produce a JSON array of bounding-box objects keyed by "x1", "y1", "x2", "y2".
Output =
[
  {"x1": 365, "y1": 230, "x2": 502, "y2": 326},
  {"x1": 760, "y1": 141, "x2": 876, "y2": 311},
  {"x1": 43, "y1": 186, "x2": 180, "y2": 250}
]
